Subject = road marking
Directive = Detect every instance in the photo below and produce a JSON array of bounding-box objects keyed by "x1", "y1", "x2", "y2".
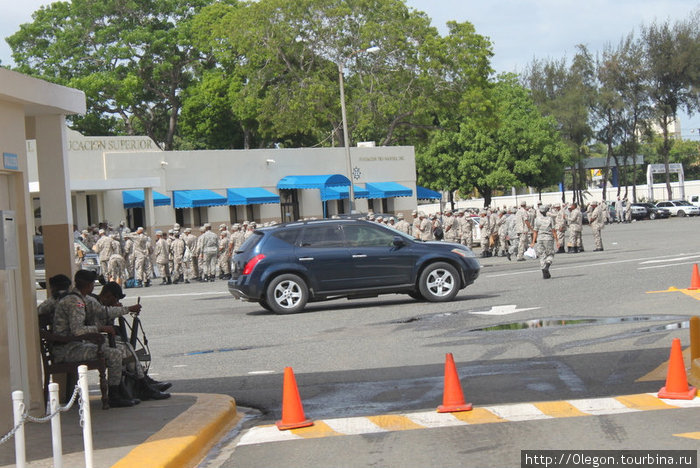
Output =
[
  {"x1": 135, "y1": 291, "x2": 229, "y2": 299},
  {"x1": 482, "y1": 251, "x2": 700, "y2": 278},
  {"x1": 639, "y1": 255, "x2": 700, "y2": 264},
  {"x1": 237, "y1": 394, "x2": 700, "y2": 446},
  {"x1": 248, "y1": 370, "x2": 276, "y2": 375},
  {"x1": 470, "y1": 305, "x2": 541, "y2": 316},
  {"x1": 638, "y1": 261, "x2": 700, "y2": 270},
  {"x1": 645, "y1": 287, "x2": 700, "y2": 302}
]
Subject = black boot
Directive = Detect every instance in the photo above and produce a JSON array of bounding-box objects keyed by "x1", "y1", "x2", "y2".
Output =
[
  {"x1": 573, "y1": 246, "x2": 579, "y2": 253},
  {"x1": 542, "y1": 263, "x2": 551, "y2": 279},
  {"x1": 184, "y1": 279, "x2": 190, "y2": 284},
  {"x1": 145, "y1": 374, "x2": 172, "y2": 392},
  {"x1": 136, "y1": 378, "x2": 171, "y2": 401},
  {"x1": 144, "y1": 279, "x2": 151, "y2": 287},
  {"x1": 109, "y1": 385, "x2": 135, "y2": 408},
  {"x1": 558, "y1": 245, "x2": 566, "y2": 253},
  {"x1": 161, "y1": 278, "x2": 167, "y2": 285},
  {"x1": 167, "y1": 276, "x2": 172, "y2": 285},
  {"x1": 119, "y1": 379, "x2": 141, "y2": 405}
]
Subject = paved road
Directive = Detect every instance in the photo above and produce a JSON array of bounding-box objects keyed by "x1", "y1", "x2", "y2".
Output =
[{"x1": 121, "y1": 217, "x2": 700, "y2": 467}]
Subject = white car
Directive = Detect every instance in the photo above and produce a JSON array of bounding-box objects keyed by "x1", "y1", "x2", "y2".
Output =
[
  {"x1": 689, "y1": 195, "x2": 700, "y2": 208},
  {"x1": 655, "y1": 200, "x2": 700, "y2": 217}
]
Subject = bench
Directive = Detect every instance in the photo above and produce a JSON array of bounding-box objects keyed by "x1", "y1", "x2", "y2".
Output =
[{"x1": 38, "y1": 314, "x2": 110, "y2": 409}]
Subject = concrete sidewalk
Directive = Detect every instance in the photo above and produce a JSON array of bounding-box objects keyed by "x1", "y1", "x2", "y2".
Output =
[{"x1": 0, "y1": 393, "x2": 239, "y2": 468}]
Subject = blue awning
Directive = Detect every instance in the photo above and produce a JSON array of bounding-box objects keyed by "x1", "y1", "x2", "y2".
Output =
[
  {"x1": 227, "y1": 187, "x2": 280, "y2": 205},
  {"x1": 365, "y1": 182, "x2": 413, "y2": 199},
  {"x1": 320, "y1": 185, "x2": 369, "y2": 201},
  {"x1": 416, "y1": 186, "x2": 442, "y2": 200},
  {"x1": 122, "y1": 190, "x2": 171, "y2": 209},
  {"x1": 173, "y1": 190, "x2": 227, "y2": 209},
  {"x1": 277, "y1": 174, "x2": 350, "y2": 189}
]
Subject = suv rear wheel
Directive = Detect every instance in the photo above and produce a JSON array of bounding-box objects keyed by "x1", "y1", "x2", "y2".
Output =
[
  {"x1": 265, "y1": 274, "x2": 308, "y2": 314},
  {"x1": 677, "y1": 210, "x2": 686, "y2": 217},
  {"x1": 418, "y1": 262, "x2": 459, "y2": 302}
]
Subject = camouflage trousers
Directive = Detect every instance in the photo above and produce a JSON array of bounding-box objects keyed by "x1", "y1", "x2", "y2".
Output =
[
  {"x1": 203, "y1": 251, "x2": 217, "y2": 276},
  {"x1": 568, "y1": 229, "x2": 582, "y2": 248},
  {"x1": 535, "y1": 238, "x2": 555, "y2": 269},
  {"x1": 54, "y1": 342, "x2": 123, "y2": 386},
  {"x1": 591, "y1": 226, "x2": 603, "y2": 250},
  {"x1": 107, "y1": 256, "x2": 126, "y2": 282},
  {"x1": 461, "y1": 231, "x2": 472, "y2": 247},
  {"x1": 157, "y1": 261, "x2": 170, "y2": 279},
  {"x1": 134, "y1": 255, "x2": 151, "y2": 282},
  {"x1": 172, "y1": 257, "x2": 184, "y2": 280},
  {"x1": 517, "y1": 232, "x2": 529, "y2": 260},
  {"x1": 115, "y1": 339, "x2": 145, "y2": 379},
  {"x1": 218, "y1": 253, "x2": 230, "y2": 276}
]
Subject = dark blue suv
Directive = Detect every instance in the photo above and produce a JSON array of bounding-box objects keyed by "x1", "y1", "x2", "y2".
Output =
[{"x1": 227, "y1": 219, "x2": 480, "y2": 314}]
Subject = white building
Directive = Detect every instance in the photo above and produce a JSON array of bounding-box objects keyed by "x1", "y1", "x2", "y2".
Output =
[{"x1": 26, "y1": 130, "x2": 424, "y2": 234}]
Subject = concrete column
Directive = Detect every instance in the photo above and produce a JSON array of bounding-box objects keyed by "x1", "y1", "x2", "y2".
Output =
[
  {"x1": 35, "y1": 115, "x2": 75, "y2": 282},
  {"x1": 74, "y1": 192, "x2": 89, "y2": 229},
  {"x1": 144, "y1": 188, "x2": 155, "y2": 235}
]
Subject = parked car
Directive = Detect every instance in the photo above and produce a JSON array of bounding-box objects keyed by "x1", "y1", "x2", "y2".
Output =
[
  {"x1": 34, "y1": 236, "x2": 100, "y2": 289},
  {"x1": 654, "y1": 200, "x2": 700, "y2": 217},
  {"x1": 689, "y1": 195, "x2": 700, "y2": 207},
  {"x1": 632, "y1": 203, "x2": 670, "y2": 220},
  {"x1": 227, "y1": 219, "x2": 481, "y2": 314},
  {"x1": 627, "y1": 204, "x2": 648, "y2": 220}
]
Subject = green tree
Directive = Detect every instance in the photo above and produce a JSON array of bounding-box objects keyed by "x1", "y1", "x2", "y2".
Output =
[
  {"x1": 7, "y1": 0, "x2": 210, "y2": 150},
  {"x1": 418, "y1": 75, "x2": 567, "y2": 208},
  {"x1": 523, "y1": 46, "x2": 596, "y2": 204},
  {"x1": 642, "y1": 12, "x2": 700, "y2": 198}
]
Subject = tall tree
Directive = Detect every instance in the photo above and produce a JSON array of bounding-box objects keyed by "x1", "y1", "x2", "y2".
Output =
[
  {"x1": 523, "y1": 46, "x2": 596, "y2": 204},
  {"x1": 642, "y1": 12, "x2": 700, "y2": 198},
  {"x1": 418, "y1": 75, "x2": 567, "y2": 207},
  {"x1": 7, "y1": 0, "x2": 210, "y2": 150}
]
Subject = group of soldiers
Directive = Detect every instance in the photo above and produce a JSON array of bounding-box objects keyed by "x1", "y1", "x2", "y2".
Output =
[
  {"x1": 77, "y1": 220, "x2": 259, "y2": 287},
  {"x1": 75, "y1": 200, "x2": 610, "y2": 286},
  {"x1": 369, "y1": 200, "x2": 609, "y2": 278}
]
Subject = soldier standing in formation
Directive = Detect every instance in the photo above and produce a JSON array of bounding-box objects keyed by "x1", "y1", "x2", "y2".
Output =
[
  {"x1": 199, "y1": 223, "x2": 219, "y2": 282},
  {"x1": 531, "y1": 205, "x2": 559, "y2": 279},
  {"x1": 154, "y1": 231, "x2": 171, "y2": 285}
]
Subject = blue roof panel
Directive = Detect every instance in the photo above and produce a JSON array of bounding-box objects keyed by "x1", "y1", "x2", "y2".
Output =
[
  {"x1": 364, "y1": 182, "x2": 413, "y2": 199},
  {"x1": 226, "y1": 187, "x2": 280, "y2": 205},
  {"x1": 416, "y1": 186, "x2": 442, "y2": 200},
  {"x1": 122, "y1": 190, "x2": 171, "y2": 209},
  {"x1": 277, "y1": 174, "x2": 351, "y2": 189},
  {"x1": 172, "y1": 190, "x2": 227, "y2": 208}
]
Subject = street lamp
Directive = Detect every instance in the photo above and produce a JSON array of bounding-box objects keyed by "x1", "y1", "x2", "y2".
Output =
[{"x1": 338, "y1": 45, "x2": 380, "y2": 213}]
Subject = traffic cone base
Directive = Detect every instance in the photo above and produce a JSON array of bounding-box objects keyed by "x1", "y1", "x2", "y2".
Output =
[
  {"x1": 276, "y1": 418, "x2": 314, "y2": 431},
  {"x1": 438, "y1": 402, "x2": 473, "y2": 413},
  {"x1": 437, "y1": 353, "x2": 473, "y2": 413},
  {"x1": 276, "y1": 367, "x2": 314, "y2": 431},
  {"x1": 689, "y1": 264, "x2": 700, "y2": 290},
  {"x1": 658, "y1": 385, "x2": 697, "y2": 400},
  {"x1": 657, "y1": 338, "x2": 697, "y2": 400}
]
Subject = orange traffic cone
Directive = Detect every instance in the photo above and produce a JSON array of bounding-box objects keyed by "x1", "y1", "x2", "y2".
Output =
[
  {"x1": 276, "y1": 367, "x2": 313, "y2": 430},
  {"x1": 658, "y1": 338, "x2": 697, "y2": 400},
  {"x1": 689, "y1": 264, "x2": 700, "y2": 291},
  {"x1": 437, "y1": 353, "x2": 473, "y2": 413}
]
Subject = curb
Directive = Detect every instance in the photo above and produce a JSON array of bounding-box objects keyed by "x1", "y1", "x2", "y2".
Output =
[{"x1": 112, "y1": 393, "x2": 240, "y2": 468}]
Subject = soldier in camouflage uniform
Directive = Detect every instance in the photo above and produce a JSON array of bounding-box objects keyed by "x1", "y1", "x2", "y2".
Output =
[
  {"x1": 567, "y1": 202, "x2": 583, "y2": 253},
  {"x1": 217, "y1": 230, "x2": 231, "y2": 279},
  {"x1": 90, "y1": 282, "x2": 171, "y2": 399},
  {"x1": 132, "y1": 227, "x2": 151, "y2": 287},
  {"x1": 53, "y1": 270, "x2": 134, "y2": 407},
  {"x1": 515, "y1": 201, "x2": 531, "y2": 261},
  {"x1": 394, "y1": 213, "x2": 411, "y2": 235},
  {"x1": 154, "y1": 231, "x2": 171, "y2": 285},
  {"x1": 458, "y1": 210, "x2": 473, "y2": 248},
  {"x1": 182, "y1": 227, "x2": 196, "y2": 283},
  {"x1": 531, "y1": 205, "x2": 559, "y2": 279},
  {"x1": 94, "y1": 229, "x2": 114, "y2": 275},
  {"x1": 588, "y1": 200, "x2": 605, "y2": 251},
  {"x1": 443, "y1": 209, "x2": 458, "y2": 242},
  {"x1": 478, "y1": 210, "x2": 491, "y2": 257},
  {"x1": 170, "y1": 231, "x2": 186, "y2": 284},
  {"x1": 200, "y1": 223, "x2": 219, "y2": 282},
  {"x1": 107, "y1": 234, "x2": 126, "y2": 286}
]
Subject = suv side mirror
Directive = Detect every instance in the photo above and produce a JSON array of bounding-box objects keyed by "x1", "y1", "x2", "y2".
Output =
[{"x1": 392, "y1": 236, "x2": 406, "y2": 247}]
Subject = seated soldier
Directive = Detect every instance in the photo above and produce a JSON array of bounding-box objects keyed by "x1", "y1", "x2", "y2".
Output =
[
  {"x1": 53, "y1": 270, "x2": 135, "y2": 407},
  {"x1": 38, "y1": 274, "x2": 72, "y2": 318},
  {"x1": 90, "y1": 282, "x2": 171, "y2": 398}
]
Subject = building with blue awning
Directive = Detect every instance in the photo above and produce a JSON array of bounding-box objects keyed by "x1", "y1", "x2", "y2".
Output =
[
  {"x1": 122, "y1": 190, "x2": 171, "y2": 208},
  {"x1": 26, "y1": 130, "x2": 419, "y2": 230}
]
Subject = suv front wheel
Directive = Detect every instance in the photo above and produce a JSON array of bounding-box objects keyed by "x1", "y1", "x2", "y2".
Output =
[
  {"x1": 265, "y1": 274, "x2": 308, "y2": 314},
  {"x1": 418, "y1": 262, "x2": 460, "y2": 302}
]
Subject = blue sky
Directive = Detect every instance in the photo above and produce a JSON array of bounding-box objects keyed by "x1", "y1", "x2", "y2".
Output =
[{"x1": 2, "y1": 0, "x2": 698, "y2": 139}]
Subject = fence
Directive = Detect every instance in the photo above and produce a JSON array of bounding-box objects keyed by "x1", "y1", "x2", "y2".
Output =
[{"x1": 1, "y1": 365, "x2": 94, "y2": 468}]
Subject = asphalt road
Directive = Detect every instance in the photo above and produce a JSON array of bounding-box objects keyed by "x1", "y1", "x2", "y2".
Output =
[{"x1": 120, "y1": 216, "x2": 700, "y2": 467}]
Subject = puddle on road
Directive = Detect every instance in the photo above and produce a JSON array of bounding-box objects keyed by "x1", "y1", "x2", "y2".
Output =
[
  {"x1": 392, "y1": 312, "x2": 691, "y2": 335},
  {"x1": 469, "y1": 316, "x2": 690, "y2": 333},
  {"x1": 166, "y1": 344, "x2": 271, "y2": 357}
]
